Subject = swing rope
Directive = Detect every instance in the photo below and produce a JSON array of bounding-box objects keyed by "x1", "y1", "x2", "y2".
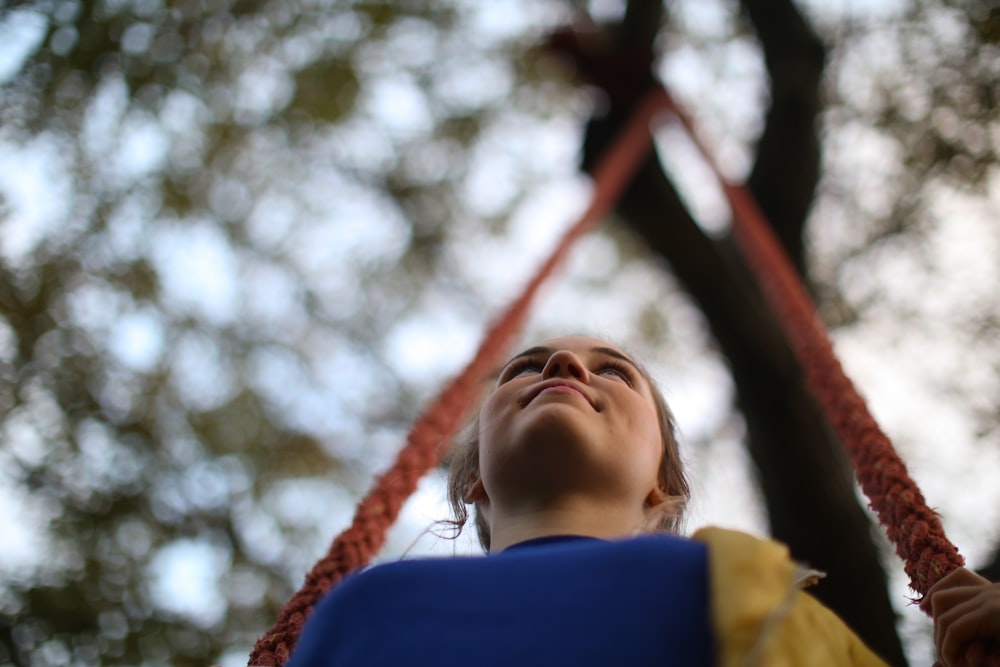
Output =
[
  {"x1": 247, "y1": 87, "x2": 668, "y2": 667},
  {"x1": 651, "y1": 88, "x2": 964, "y2": 594},
  {"x1": 250, "y1": 85, "x2": 964, "y2": 666}
]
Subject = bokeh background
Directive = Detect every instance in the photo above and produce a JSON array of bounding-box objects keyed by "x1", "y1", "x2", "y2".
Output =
[{"x1": 1, "y1": 0, "x2": 998, "y2": 665}]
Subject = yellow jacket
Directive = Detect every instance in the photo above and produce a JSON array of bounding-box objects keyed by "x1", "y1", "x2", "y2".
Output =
[{"x1": 693, "y1": 527, "x2": 889, "y2": 667}]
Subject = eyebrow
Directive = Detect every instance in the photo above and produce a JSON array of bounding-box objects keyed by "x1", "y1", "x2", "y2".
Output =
[{"x1": 499, "y1": 345, "x2": 642, "y2": 375}]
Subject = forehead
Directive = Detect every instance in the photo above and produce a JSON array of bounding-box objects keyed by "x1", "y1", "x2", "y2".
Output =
[{"x1": 531, "y1": 335, "x2": 627, "y2": 356}]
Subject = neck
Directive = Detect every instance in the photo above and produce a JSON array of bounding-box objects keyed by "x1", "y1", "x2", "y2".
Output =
[{"x1": 487, "y1": 496, "x2": 649, "y2": 552}]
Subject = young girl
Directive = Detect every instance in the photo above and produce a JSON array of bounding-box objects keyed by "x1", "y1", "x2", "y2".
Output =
[{"x1": 287, "y1": 336, "x2": 1000, "y2": 667}]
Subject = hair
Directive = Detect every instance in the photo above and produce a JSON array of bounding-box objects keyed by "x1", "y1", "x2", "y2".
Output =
[{"x1": 445, "y1": 349, "x2": 689, "y2": 552}]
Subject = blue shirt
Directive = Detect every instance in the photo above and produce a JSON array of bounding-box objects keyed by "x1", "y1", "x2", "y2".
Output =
[{"x1": 288, "y1": 533, "x2": 714, "y2": 666}]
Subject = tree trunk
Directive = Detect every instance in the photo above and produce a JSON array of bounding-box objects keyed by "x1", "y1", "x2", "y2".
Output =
[
  {"x1": 978, "y1": 543, "x2": 1000, "y2": 583},
  {"x1": 571, "y1": 0, "x2": 909, "y2": 663},
  {"x1": 615, "y1": 154, "x2": 907, "y2": 667}
]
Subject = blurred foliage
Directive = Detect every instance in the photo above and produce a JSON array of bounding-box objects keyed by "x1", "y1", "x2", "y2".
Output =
[
  {"x1": 807, "y1": 0, "x2": 1000, "y2": 445},
  {"x1": 0, "y1": 1, "x2": 578, "y2": 664},
  {"x1": 0, "y1": 0, "x2": 997, "y2": 665}
]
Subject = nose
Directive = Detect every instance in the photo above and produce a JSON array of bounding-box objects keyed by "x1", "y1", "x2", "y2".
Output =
[{"x1": 541, "y1": 350, "x2": 589, "y2": 381}]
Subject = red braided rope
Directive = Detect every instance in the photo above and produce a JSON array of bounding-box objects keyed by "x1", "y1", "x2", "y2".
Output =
[
  {"x1": 656, "y1": 89, "x2": 964, "y2": 595},
  {"x1": 247, "y1": 88, "x2": 667, "y2": 666}
]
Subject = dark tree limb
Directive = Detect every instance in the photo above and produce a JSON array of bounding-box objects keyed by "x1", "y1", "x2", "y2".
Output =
[
  {"x1": 978, "y1": 541, "x2": 1000, "y2": 583},
  {"x1": 741, "y1": 0, "x2": 827, "y2": 277},
  {"x1": 557, "y1": 0, "x2": 909, "y2": 664},
  {"x1": 616, "y1": 154, "x2": 907, "y2": 667}
]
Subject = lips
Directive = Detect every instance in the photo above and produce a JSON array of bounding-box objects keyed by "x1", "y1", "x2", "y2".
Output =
[{"x1": 525, "y1": 380, "x2": 596, "y2": 409}]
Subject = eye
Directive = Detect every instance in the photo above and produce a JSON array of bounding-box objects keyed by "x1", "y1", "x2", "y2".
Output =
[
  {"x1": 499, "y1": 358, "x2": 543, "y2": 383},
  {"x1": 596, "y1": 360, "x2": 635, "y2": 385}
]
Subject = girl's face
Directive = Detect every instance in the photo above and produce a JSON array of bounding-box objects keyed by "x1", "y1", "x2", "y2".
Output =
[{"x1": 476, "y1": 336, "x2": 665, "y2": 520}]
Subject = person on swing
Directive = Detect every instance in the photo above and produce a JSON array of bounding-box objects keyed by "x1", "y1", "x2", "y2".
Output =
[{"x1": 288, "y1": 336, "x2": 1000, "y2": 666}]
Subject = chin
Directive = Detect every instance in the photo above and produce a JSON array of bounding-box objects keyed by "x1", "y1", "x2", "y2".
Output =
[
  {"x1": 515, "y1": 412, "x2": 600, "y2": 454},
  {"x1": 490, "y1": 427, "x2": 607, "y2": 489}
]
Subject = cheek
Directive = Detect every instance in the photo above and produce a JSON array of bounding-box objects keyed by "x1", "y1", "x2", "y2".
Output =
[
  {"x1": 629, "y1": 404, "x2": 665, "y2": 472},
  {"x1": 475, "y1": 390, "x2": 521, "y2": 497},
  {"x1": 477, "y1": 391, "x2": 503, "y2": 436},
  {"x1": 476, "y1": 389, "x2": 514, "y2": 456}
]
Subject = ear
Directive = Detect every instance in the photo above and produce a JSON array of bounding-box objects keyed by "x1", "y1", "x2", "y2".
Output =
[
  {"x1": 463, "y1": 476, "x2": 487, "y2": 503},
  {"x1": 644, "y1": 485, "x2": 669, "y2": 508},
  {"x1": 641, "y1": 486, "x2": 675, "y2": 533}
]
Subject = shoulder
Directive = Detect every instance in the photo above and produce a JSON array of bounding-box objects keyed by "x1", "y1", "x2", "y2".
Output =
[
  {"x1": 692, "y1": 527, "x2": 889, "y2": 667},
  {"x1": 349, "y1": 532, "x2": 706, "y2": 580},
  {"x1": 320, "y1": 554, "x2": 469, "y2": 609},
  {"x1": 499, "y1": 532, "x2": 708, "y2": 561}
]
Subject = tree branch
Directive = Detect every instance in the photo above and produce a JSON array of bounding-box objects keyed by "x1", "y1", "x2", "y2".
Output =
[
  {"x1": 977, "y1": 540, "x2": 1000, "y2": 582},
  {"x1": 741, "y1": 0, "x2": 827, "y2": 278},
  {"x1": 562, "y1": 0, "x2": 908, "y2": 663}
]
